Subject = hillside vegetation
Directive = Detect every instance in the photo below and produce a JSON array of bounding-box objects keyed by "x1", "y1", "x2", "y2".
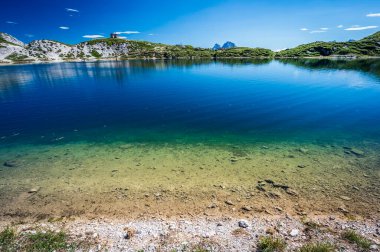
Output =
[{"x1": 276, "y1": 31, "x2": 380, "y2": 57}]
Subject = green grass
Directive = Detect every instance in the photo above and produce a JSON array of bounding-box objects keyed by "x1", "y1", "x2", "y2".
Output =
[
  {"x1": 298, "y1": 243, "x2": 335, "y2": 252},
  {"x1": 0, "y1": 227, "x2": 17, "y2": 251},
  {"x1": 215, "y1": 47, "x2": 274, "y2": 58},
  {"x1": 257, "y1": 236, "x2": 286, "y2": 252},
  {"x1": 342, "y1": 230, "x2": 371, "y2": 251},
  {"x1": 5, "y1": 53, "x2": 29, "y2": 61},
  {"x1": 90, "y1": 50, "x2": 102, "y2": 58},
  {"x1": 0, "y1": 227, "x2": 84, "y2": 252},
  {"x1": 24, "y1": 230, "x2": 73, "y2": 252},
  {"x1": 84, "y1": 38, "x2": 130, "y2": 46}
]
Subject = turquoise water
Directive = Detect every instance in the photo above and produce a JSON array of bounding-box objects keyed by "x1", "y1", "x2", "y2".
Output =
[
  {"x1": 0, "y1": 59, "x2": 380, "y2": 218},
  {"x1": 1, "y1": 59, "x2": 380, "y2": 146}
]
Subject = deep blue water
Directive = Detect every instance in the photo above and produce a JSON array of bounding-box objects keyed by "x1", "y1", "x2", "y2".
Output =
[{"x1": 1, "y1": 59, "x2": 380, "y2": 145}]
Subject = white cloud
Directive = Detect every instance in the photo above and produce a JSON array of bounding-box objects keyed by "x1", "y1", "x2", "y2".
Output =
[
  {"x1": 115, "y1": 31, "x2": 140, "y2": 35},
  {"x1": 344, "y1": 25, "x2": 378, "y2": 31},
  {"x1": 310, "y1": 30, "x2": 326, "y2": 34},
  {"x1": 320, "y1": 27, "x2": 329, "y2": 30},
  {"x1": 118, "y1": 36, "x2": 127, "y2": 39},
  {"x1": 83, "y1": 35, "x2": 104, "y2": 39},
  {"x1": 300, "y1": 28, "x2": 308, "y2": 31},
  {"x1": 6, "y1": 21, "x2": 17, "y2": 24},
  {"x1": 274, "y1": 48, "x2": 287, "y2": 52},
  {"x1": 337, "y1": 25, "x2": 343, "y2": 28},
  {"x1": 25, "y1": 34, "x2": 34, "y2": 38},
  {"x1": 66, "y1": 8, "x2": 79, "y2": 12},
  {"x1": 366, "y1": 13, "x2": 380, "y2": 17},
  {"x1": 59, "y1": 26, "x2": 70, "y2": 30}
]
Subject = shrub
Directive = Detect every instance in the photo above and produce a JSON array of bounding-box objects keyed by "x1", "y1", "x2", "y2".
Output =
[
  {"x1": 257, "y1": 236, "x2": 286, "y2": 252},
  {"x1": 342, "y1": 230, "x2": 371, "y2": 251},
  {"x1": 298, "y1": 242, "x2": 335, "y2": 252}
]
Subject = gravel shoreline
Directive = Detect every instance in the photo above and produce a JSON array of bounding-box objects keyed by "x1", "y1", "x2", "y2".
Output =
[{"x1": 1, "y1": 215, "x2": 379, "y2": 251}]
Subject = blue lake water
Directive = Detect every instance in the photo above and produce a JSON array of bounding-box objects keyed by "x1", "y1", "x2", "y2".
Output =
[
  {"x1": 1, "y1": 59, "x2": 380, "y2": 145},
  {"x1": 0, "y1": 59, "x2": 380, "y2": 218}
]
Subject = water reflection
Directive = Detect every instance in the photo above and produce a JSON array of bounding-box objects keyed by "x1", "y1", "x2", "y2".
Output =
[
  {"x1": 278, "y1": 58, "x2": 380, "y2": 80},
  {"x1": 0, "y1": 59, "x2": 275, "y2": 91}
]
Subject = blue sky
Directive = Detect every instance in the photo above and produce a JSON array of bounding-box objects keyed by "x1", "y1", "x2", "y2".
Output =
[{"x1": 1, "y1": 0, "x2": 380, "y2": 50}]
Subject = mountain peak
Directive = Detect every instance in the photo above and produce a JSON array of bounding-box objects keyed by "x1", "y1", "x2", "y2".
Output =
[
  {"x1": 0, "y1": 32, "x2": 25, "y2": 47},
  {"x1": 222, "y1": 41, "x2": 236, "y2": 49},
  {"x1": 212, "y1": 43, "x2": 221, "y2": 50}
]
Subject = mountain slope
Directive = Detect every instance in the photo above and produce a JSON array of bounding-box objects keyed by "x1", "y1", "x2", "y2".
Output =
[
  {"x1": 0, "y1": 32, "x2": 24, "y2": 47},
  {"x1": 276, "y1": 31, "x2": 380, "y2": 57}
]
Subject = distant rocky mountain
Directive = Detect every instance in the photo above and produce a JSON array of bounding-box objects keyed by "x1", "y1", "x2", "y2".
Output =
[
  {"x1": 222, "y1": 41, "x2": 236, "y2": 49},
  {"x1": 212, "y1": 42, "x2": 236, "y2": 50},
  {"x1": 212, "y1": 43, "x2": 221, "y2": 50}
]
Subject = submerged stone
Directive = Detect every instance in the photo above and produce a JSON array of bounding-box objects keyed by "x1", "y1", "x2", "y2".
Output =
[
  {"x1": 256, "y1": 185, "x2": 266, "y2": 192},
  {"x1": 225, "y1": 200, "x2": 234, "y2": 205},
  {"x1": 264, "y1": 179, "x2": 274, "y2": 184},
  {"x1": 298, "y1": 148, "x2": 308, "y2": 154},
  {"x1": 286, "y1": 189, "x2": 299, "y2": 196},
  {"x1": 28, "y1": 187, "x2": 40, "y2": 193},
  {"x1": 350, "y1": 148, "x2": 365, "y2": 157},
  {"x1": 3, "y1": 161, "x2": 17, "y2": 167},
  {"x1": 273, "y1": 184, "x2": 289, "y2": 190},
  {"x1": 208, "y1": 203, "x2": 218, "y2": 208},
  {"x1": 340, "y1": 196, "x2": 351, "y2": 201}
]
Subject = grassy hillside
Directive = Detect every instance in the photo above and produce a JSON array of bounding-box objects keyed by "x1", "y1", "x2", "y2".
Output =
[
  {"x1": 80, "y1": 38, "x2": 273, "y2": 58},
  {"x1": 276, "y1": 31, "x2": 380, "y2": 57},
  {"x1": 79, "y1": 32, "x2": 380, "y2": 58},
  {"x1": 215, "y1": 47, "x2": 274, "y2": 57}
]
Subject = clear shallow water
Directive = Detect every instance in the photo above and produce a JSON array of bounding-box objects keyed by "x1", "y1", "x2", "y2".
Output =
[
  {"x1": 1, "y1": 59, "x2": 380, "y2": 145},
  {"x1": 0, "y1": 59, "x2": 380, "y2": 218}
]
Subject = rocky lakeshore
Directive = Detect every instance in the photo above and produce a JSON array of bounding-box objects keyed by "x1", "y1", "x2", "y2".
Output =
[
  {"x1": 0, "y1": 140, "x2": 380, "y2": 251},
  {"x1": 1, "y1": 215, "x2": 379, "y2": 251}
]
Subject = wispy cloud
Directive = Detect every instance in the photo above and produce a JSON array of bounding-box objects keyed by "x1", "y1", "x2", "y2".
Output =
[
  {"x1": 6, "y1": 21, "x2": 17, "y2": 24},
  {"x1": 320, "y1": 27, "x2": 329, "y2": 30},
  {"x1": 345, "y1": 25, "x2": 378, "y2": 31},
  {"x1": 25, "y1": 34, "x2": 34, "y2": 38},
  {"x1": 148, "y1": 33, "x2": 155, "y2": 36},
  {"x1": 274, "y1": 48, "x2": 287, "y2": 52},
  {"x1": 83, "y1": 35, "x2": 104, "y2": 39},
  {"x1": 300, "y1": 28, "x2": 308, "y2": 31},
  {"x1": 337, "y1": 25, "x2": 344, "y2": 28},
  {"x1": 115, "y1": 31, "x2": 140, "y2": 35},
  {"x1": 66, "y1": 8, "x2": 79, "y2": 13},
  {"x1": 118, "y1": 36, "x2": 127, "y2": 39},
  {"x1": 59, "y1": 26, "x2": 70, "y2": 30},
  {"x1": 366, "y1": 13, "x2": 380, "y2": 17},
  {"x1": 310, "y1": 30, "x2": 326, "y2": 34}
]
